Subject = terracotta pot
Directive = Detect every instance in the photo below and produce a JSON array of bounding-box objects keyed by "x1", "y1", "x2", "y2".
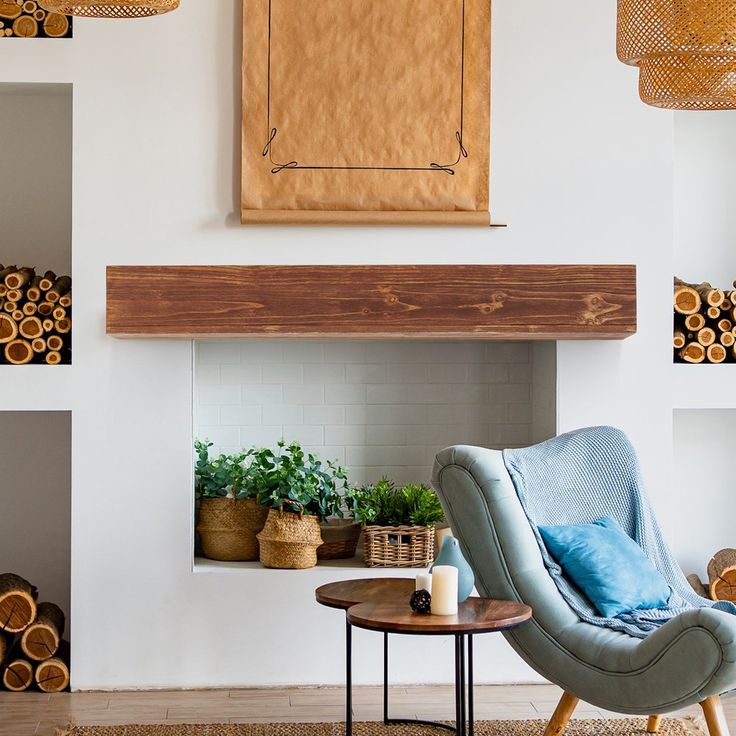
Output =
[{"x1": 196, "y1": 497, "x2": 268, "y2": 561}]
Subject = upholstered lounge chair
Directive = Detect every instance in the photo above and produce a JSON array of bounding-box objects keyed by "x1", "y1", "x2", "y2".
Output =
[{"x1": 432, "y1": 435, "x2": 736, "y2": 736}]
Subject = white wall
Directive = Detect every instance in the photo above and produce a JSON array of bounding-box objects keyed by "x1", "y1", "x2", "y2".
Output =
[
  {"x1": 675, "y1": 112, "x2": 736, "y2": 286},
  {"x1": 0, "y1": 84, "x2": 72, "y2": 276},
  {"x1": 0, "y1": 1, "x2": 678, "y2": 690},
  {"x1": 0, "y1": 411, "x2": 71, "y2": 623},
  {"x1": 195, "y1": 339, "x2": 546, "y2": 488}
]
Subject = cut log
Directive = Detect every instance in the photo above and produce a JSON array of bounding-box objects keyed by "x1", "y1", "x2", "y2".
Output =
[
  {"x1": 720, "y1": 331, "x2": 735, "y2": 348},
  {"x1": 4, "y1": 339, "x2": 34, "y2": 365},
  {"x1": 708, "y1": 549, "x2": 736, "y2": 603},
  {"x1": 42, "y1": 319, "x2": 55, "y2": 333},
  {"x1": 679, "y1": 342, "x2": 706, "y2": 363},
  {"x1": 674, "y1": 282, "x2": 701, "y2": 315},
  {"x1": 46, "y1": 276, "x2": 71, "y2": 304},
  {"x1": 20, "y1": 602, "x2": 65, "y2": 661},
  {"x1": 52, "y1": 306, "x2": 66, "y2": 321},
  {"x1": 0, "y1": 631, "x2": 8, "y2": 665},
  {"x1": 38, "y1": 271, "x2": 56, "y2": 291},
  {"x1": 22, "y1": 302, "x2": 37, "y2": 316},
  {"x1": 697, "y1": 327, "x2": 717, "y2": 346},
  {"x1": 3, "y1": 301, "x2": 17, "y2": 314},
  {"x1": 11, "y1": 310, "x2": 23, "y2": 323},
  {"x1": 6, "y1": 289, "x2": 23, "y2": 303},
  {"x1": 46, "y1": 335, "x2": 63, "y2": 352},
  {"x1": 3, "y1": 658, "x2": 34, "y2": 691},
  {"x1": 35, "y1": 639, "x2": 69, "y2": 693},
  {"x1": 695, "y1": 283, "x2": 725, "y2": 307},
  {"x1": 0, "y1": 573, "x2": 37, "y2": 633},
  {"x1": 717, "y1": 318, "x2": 732, "y2": 333},
  {"x1": 4, "y1": 267, "x2": 34, "y2": 290},
  {"x1": 707, "y1": 344, "x2": 727, "y2": 363},
  {"x1": 45, "y1": 351, "x2": 62, "y2": 366},
  {"x1": 673, "y1": 330, "x2": 686, "y2": 349},
  {"x1": 19, "y1": 316, "x2": 43, "y2": 340},
  {"x1": 0, "y1": 314, "x2": 18, "y2": 344},
  {"x1": 0, "y1": 266, "x2": 17, "y2": 284},
  {"x1": 59, "y1": 291, "x2": 71, "y2": 308},
  {"x1": 26, "y1": 276, "x2": 42, "y2": 302},
  {"x1": 55, "y1": 318, "x2": 71, "y2": 334},
  {"x1": 707, "y1": 306, "x2": 721, "y2": 320},
  {"x1": 31, "y1": 338, "x2": 46, "y2": 354},
  {"x1": 687, "y1": 573, "x2": 710, "y2": 598},
  {"x1": 37, "y1": 302, "x2": 53, "y2": 317}
]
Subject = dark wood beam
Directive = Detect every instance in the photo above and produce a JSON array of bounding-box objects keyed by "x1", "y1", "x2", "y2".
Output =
[{"x1": 106, "y1": 264, "x2": 636, "y2": 340}]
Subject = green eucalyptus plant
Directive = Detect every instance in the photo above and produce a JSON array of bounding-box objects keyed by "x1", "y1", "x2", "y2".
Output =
[
  {"x1": 250, "y1": 440, "x2": 348, "y2": 522},
  {"x1": 194, "y1": 439, "x2": 251, "y2": 499},
  {"x1": 345, "y1": 478, "x2": 445, "y2": 527}
]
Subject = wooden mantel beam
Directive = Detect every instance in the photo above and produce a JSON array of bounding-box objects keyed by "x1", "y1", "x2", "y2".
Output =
[{"x1": 105, "y1": 264, "x2": 636, "y2": 340}]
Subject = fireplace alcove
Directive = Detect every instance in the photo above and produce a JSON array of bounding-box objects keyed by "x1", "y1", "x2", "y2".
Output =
[{"x1": 105, "y1": 263, "x2": 636, "y2": 572}]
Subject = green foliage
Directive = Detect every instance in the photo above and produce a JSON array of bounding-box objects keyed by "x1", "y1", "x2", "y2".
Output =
[
  {"x1": 345, "y1": 479, "x2": 444, "y2": 527},
  {"x1": 249, "y1": 440, "x2": 348, "y2": 522},
  {"x1": 194, "y1": 439, "x2": 250, "y2": 499}
]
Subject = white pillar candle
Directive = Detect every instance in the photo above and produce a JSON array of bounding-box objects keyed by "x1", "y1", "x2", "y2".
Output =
[
  {"x1": 431, "y1": 565, "x2": 458, "y2": 616},
  {"x1": 416, "y1": 572, "x2": 432, "y2": 593}
]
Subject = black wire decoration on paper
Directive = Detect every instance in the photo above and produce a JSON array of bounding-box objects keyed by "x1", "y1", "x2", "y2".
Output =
[{"x1": 261, "y1": 0, "x2": 468, "y2": 176}]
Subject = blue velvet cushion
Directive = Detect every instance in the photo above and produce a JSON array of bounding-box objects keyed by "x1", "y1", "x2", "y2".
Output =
[{"x1": 538, "y1": 516, "x2": 671, "y2": 618}]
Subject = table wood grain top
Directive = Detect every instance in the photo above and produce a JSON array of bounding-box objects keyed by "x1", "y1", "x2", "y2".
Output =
[
  {"x1": 346, "y1": 597, "x2": 532, "y2": 635},
  {"x1": 315, "y1": 578, "x2": 416, "y2": 610}
]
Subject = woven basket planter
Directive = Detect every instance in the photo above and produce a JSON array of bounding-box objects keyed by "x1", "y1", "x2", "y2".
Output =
[
  {"x1": 317, "y1": 519, "x2": 361, "y2": 560},
  {"x1": 363, "y1": 525, "x2": 435, "y2": 568},
  {"x1": 257, "y1": 509, "x2": 323, "y2": 569},
  {"x1": 196, "y1": 498, "x2": 268, "y2": 562}
]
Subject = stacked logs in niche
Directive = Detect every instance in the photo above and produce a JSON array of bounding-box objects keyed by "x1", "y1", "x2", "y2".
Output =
[
  {"x1": 674, "y1": 277, "x2": 736, "y2": 363},
  {"x1": 0, "y1": 265, "x2": 71, "y2": 365},
  {"x1": 688, "y1": 549, "x2": 736, "y2": 604},
  {"x1": 0, "y1": 573, "x2": 69, "y2": 692}
]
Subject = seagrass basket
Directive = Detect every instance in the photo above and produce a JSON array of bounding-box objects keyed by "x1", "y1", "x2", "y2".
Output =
[
  {"x1": 196, "y1": 498, "x2": 268, "y2": 562},
  {"x1": 363, "y1": 525, "x2": 435, "y2": 568},
  {"x1": 257, "y1": 509, "x2": 323, "y2": 569},
  {"x1": 317, "y1": 519, "x2": 361, "y2": 560}
]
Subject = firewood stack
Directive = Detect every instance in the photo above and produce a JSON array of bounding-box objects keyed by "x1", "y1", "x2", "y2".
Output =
[
  {"x1": 0, "y1": 573, "x2": 69, "y2": 692},
  {"x1": 674, "y1": 277, "x2": 736, "y2": 363},
  {"x1": 688, "y1": 549, "x2": 736, "y2": 604},
  {"x1": 0, "y1": 265, "x2": 71, "y2": 365}
]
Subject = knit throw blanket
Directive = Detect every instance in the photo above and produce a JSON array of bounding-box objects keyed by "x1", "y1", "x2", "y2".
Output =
[{"x1": 503, "y1": 425, "x2": 736, "y2": 638}]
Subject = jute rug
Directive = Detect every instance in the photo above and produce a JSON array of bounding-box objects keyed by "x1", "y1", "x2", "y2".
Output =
[{"x1": 59, "y1": 718, "x2": 706, "y2": 735}]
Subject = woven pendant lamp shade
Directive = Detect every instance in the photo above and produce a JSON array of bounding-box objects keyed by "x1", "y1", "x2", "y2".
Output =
[
  {"x1": 617, "y1": 0, "x2": 736, "y2": 109},
  {"x1": 38, "y1": 0, "x2": 178, "y2": 17}
]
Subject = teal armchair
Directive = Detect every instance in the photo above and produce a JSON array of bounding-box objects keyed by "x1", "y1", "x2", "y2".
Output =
[{"x1": 432, "y1": 441, "x2": 736, "y2": 736}]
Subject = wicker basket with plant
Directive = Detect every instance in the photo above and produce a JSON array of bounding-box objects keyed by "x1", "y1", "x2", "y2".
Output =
[
  {"x1": 346, "y1": 479, "x2": 445, "y2": 568},
  {"x1": 194, "y1": 439, "x2": 269, "y2": 562},
  {"x1": 254, "y1": 440, "x2": 348, "y2": 569}
]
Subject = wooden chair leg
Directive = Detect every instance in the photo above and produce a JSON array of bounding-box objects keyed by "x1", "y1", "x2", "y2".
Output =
[
  {"x1": 543, "y1": 691, "x2": 580, "y2": 736},
  {"x1": 701, "y1": 695, "x2": 731, "y2": 736},
  {"x1": 647, "y1": 715, "x2": 663, "y2": 733}
]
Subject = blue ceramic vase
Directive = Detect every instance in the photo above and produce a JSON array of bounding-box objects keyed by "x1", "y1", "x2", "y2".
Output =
[{"x1": 430, "y1": 536, "x2": 475, "y2": 603}]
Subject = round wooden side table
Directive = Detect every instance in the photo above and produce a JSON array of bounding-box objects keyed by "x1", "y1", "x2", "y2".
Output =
[{"x1": 315, "y1": 578, "x2": 532, "y2": 736}]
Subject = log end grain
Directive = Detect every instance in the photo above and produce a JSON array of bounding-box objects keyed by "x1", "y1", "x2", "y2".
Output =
[
  {"x1": 3, "y1": 659, "x2": 34, "y2": 691},
  {"x1": 35, "y1": 656, "x2": 69, "y2": 693}
]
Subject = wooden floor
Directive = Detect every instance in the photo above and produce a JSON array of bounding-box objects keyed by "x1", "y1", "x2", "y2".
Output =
[{"x1": 1, "y1": 684, "x2": 731, "y2": 736}]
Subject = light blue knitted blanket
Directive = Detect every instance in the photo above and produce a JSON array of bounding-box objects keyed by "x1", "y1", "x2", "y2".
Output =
[{"x1": 503, "y1": 425, "x2": 736, "y2": 639}]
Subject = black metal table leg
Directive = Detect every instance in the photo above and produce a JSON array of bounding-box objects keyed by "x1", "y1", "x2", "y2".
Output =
[
  {"x1": 346, "y1": 617, "x2": 352, "y2": 736},
  {"x1": 454, "y1": 634, "x2": 463, "y2": 736},
  {"x1": 468, "y1": 635, "x2": 474, "y2": 736},
  {"x1": 460, "y1": 634, "x2": 467, "y2": 736}
]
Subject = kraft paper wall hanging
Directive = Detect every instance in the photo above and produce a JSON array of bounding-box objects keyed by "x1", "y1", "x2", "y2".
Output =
[
  {"x1": 241, "y1": 0, "x2": 491, "y2": 225},
  {"x1": 0, "y1": 2, "x2": 72, "y2": 38}
]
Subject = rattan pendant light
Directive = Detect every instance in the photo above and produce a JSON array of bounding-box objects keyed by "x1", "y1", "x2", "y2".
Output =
[
  {"x1": 38, "y1": 0, "x2": 178, "y2": 17},
  {"x1": 617, "y1": 0, "x2": 736, "y2": 109}
]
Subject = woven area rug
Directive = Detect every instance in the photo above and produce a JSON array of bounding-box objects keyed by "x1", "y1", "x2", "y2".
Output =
[{"x1": 60, "y1": 718, "x2": 706, "y2": 735}]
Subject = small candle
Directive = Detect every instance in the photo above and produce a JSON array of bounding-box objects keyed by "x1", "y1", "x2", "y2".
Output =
[
  {"x1": 416, "y1": 572, "x2": 432, "y2": 593},
  {"x1": 431, "y1": 565, "x2": 458, "y2": 616}
]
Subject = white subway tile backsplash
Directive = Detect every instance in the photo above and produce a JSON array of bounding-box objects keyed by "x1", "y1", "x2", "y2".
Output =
[
  {"x1": 194, "y1": 340, "x2": 549, "y2": 484},
  {"x1": 304, "y1": 405, "x2": 346, "y2": 425},
  {"x1": 220, "y1": 364, "x2": 262, "y2": 383}
]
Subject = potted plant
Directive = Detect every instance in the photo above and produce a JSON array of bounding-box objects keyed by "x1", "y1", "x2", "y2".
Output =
[
  {"x1": 254, "y1": 440, "x2": 348, "y2": 569},
  {"x1": 194, "y1": 439, "x2": 269, "y2": 562},
  {"x1": 346, "y1": 479, "x2": 445, "y2": 568}
]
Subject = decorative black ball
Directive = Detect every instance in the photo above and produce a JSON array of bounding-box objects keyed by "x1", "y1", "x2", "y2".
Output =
[{"x1": 410, "y1": 589, "x2": 432, "y2": 614}]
